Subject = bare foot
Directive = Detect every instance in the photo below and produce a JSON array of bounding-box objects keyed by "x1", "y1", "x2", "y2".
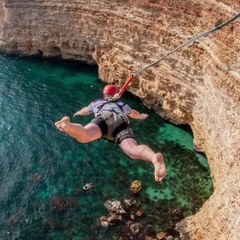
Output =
[
  {"x1": 152, "y1": 153, "x2": 166, "y2": 182},
  {"x1": 55, "y1": 116, "x2": 70, "y2": 132}
]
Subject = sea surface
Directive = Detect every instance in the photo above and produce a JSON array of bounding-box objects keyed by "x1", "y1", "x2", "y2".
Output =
[{"x1": 0, "y1": 55, "x2": 212, "y2": 239}]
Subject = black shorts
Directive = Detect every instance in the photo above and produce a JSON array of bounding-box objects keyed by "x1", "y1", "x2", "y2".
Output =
[
  {"x1": 91, "y1": 116, "x2": 108, "y2": 136},
  {"x1": 91, "y1": 116, "x2": 135, "y2": 144}
]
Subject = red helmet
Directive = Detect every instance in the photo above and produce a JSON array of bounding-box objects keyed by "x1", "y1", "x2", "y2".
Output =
[{"x1": 103, "y1": 85, "x2": 118, "y2": 95}]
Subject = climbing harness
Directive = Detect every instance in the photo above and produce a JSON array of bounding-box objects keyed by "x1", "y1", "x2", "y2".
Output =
[
  {"x1": 90, "y1": 98, "x2": 131, "y2": 142},
  {"x1": 117, "y1": 12, "x2": 240, "y2": 98},
  {"x1": 104, "y1": 112, "x2": 128, "y2": 139}
]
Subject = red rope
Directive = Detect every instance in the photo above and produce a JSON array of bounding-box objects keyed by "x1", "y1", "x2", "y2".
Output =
[{"x1": 118, "y1": 75, "x2": 134, "y2": 97}]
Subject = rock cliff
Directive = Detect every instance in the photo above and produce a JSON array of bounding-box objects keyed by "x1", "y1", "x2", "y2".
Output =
[{"x1": 0, "y1": 0, "x2": 239, "y2": 239}]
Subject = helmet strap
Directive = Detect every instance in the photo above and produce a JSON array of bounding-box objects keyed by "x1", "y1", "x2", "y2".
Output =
[{"x1": 104, "y1": 94, "x2": 115, "y2": 102}]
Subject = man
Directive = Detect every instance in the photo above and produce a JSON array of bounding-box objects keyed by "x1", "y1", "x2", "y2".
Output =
[{"x1": 55, "y1": 84, "x2": 166, "y2": 182}]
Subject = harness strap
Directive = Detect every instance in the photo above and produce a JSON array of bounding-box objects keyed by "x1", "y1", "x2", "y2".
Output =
[
  {"x1": 97, "y1": 100, "x2": 126, "y2": 114},
  {"x1": 97, "y1": 111, "x2": 129, "y2": 140}
]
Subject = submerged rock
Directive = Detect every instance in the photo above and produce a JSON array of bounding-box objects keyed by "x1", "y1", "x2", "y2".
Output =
[
  {"x1": 44, "y1": 217, "x2": 61, "y2": 230},
  {"x1": 30, "y1": 173, "x2": 42, "y2": 183},
  {"x1": 156, "y1": 231, "x2": 167, "y2": 240},
  {"x1": 129, "y1": 222, "x2": 142, "y2": 235},
  {"x1": 50, "y1": 195, "x2": 66, "y2": 213},
  {"x1": 130, "y1": 180, "x2": 142, "y2": 194},
  {"x1": 100, "y1": 197, "x2": 181, "y2": 239},
  {"x1": 104, "y1": 199, "x2": 127, "y2": 217},
  {"x1": 99, "y1": 216, "x2": 109, "y2": 228},
  {"x1": 50, "y1": 195, "x2": 78, "y2": 213}
]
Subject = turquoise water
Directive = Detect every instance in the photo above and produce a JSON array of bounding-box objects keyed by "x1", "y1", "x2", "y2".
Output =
[{"x1": 0, "y1": 55, "x2": 212, "y2": 239}]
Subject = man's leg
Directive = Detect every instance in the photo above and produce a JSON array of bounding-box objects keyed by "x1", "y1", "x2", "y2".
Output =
[
  {"x1": 55, "y1": 116, "x2": 102, "y2": 143},
  {"x1": 119, "y1": 138, "x2": 166, "y2": 182}
]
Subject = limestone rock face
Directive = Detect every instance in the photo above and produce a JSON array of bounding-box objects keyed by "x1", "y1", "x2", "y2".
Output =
[{"x1": 0, "y1": 1, "x2": 239, "y2": 239}]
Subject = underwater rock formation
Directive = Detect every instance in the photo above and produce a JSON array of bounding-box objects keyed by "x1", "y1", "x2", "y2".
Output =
[
  {"x1": 50, "y1": 195, "x2": 66, "y2": 213},
  {"x1": 101, "y1": 198, "x2": 181, "y2": 239},
  {"x1": 50, "y1": 195, "x2": 78, "y2": 213},
  {"x1": 103, "y1": 199, "x2": 127, "y2": 224},
  {"x1": 0, "y1": 1, "x2": 239, "y2": 239},
  {"x1": 30, "y1": 173, "x2": 42, "y2": 183},
  {"x1": 130, "y1": 180, "x2": 142, "y2": 194},
  {"x1": 102, "y1": 198, "x2": 143, "y2": 226}
]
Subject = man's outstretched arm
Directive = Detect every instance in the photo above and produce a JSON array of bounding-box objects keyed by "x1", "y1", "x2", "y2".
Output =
[
  {"x1": 128, "y1": 110, "x2": 148, "y2": 119},
  {"x1": 73, "y1": 107, "x2": 91, "y2": 117}
]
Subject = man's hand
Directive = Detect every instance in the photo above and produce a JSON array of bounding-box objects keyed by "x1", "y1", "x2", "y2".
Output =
[
  {"x1": 73, "y1": 112, "x2": 80, "y2": 117},
  {"x1": 140, "y1": 113, "x2": 148, "y2": 119},
  {"x1": 128, "y1": 110, "x2": 148, "y2": 119},
  {"x1": 73, "y1": 107, "x2": 91, "y2": 117}
]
